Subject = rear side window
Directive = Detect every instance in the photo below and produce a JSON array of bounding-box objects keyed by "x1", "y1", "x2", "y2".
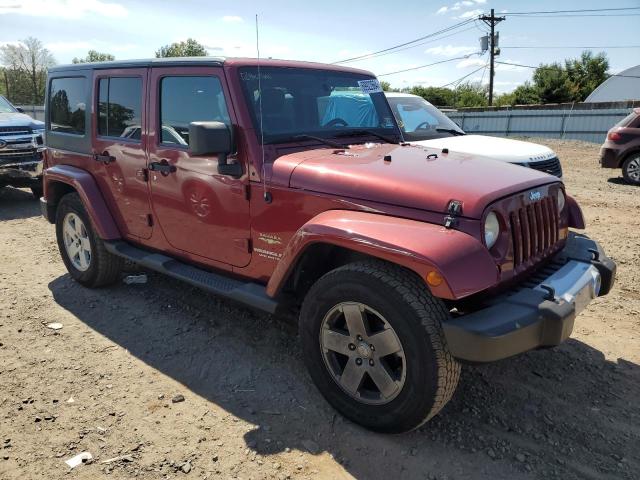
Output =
[
  {"x1": 160, "y1": 76, "x2": 230, "y2": 145},
  {"x1": 98, "y1": 77, "x2": 143, "y2": 139},
  {"x1": 49, "y1": 77, "x2": 86, "y2": 135}
]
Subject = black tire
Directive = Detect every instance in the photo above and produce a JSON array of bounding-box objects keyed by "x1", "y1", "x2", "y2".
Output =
[
  {"x1": 30, "y1": 185, "x2": 43, "y2": 199},
  {"x1": 55, "y1": 192, "x2": 123, "y2": 287},
  {"x1": 299, "y1": 260, "x2": 460, "y2": 433},
  {"x1": 622, "y1": 154, "x2": 640, "y2": 185}
]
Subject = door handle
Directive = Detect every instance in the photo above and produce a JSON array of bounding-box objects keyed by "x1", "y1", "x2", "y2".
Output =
[
  {"x1": 93, "y1": 152, "x2": 115, "y2": 164},
  {"x1": 148, "y1": 160, "x2": 176, "y2": 176}
]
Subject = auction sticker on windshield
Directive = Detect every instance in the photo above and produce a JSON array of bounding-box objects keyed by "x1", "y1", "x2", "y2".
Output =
[{"x1": 358, "y1": 79, "x2": 383, "y2": 94}]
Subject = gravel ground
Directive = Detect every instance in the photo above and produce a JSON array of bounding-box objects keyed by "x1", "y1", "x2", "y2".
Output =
[{"x1": 1, "y1": 139, "x2": 639, "y2": 480}]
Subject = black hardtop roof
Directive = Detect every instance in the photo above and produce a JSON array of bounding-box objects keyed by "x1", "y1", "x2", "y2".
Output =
[
  {"x1": 48, "y1": 56, "x2": 226, "y2": 72},
  {"x1": 47, "y1": 56, "x2": 374, "y2": 76}
]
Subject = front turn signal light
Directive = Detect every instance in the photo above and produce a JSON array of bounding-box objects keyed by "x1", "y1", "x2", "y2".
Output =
[{"x1": 427, "y1": 270, "x2": 443, "y2": 287}]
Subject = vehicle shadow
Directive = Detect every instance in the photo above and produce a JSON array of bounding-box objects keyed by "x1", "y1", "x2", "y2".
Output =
[
  {"x1": 0, "y1": 187, "x2": 40, "y2": 220},
  {"x1": 607, "y1": 177, "x2": 633, "y2": 186},
  {"x1": 48, "y1": 271, "x2": 640, "y2": 480}
]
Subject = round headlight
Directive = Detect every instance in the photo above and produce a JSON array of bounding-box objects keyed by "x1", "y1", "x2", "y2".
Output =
[
  {"x1": 484, "y1": 211, "x2": 500, "y2": 249},
  {"x1": 557, "y1": 189, "x2": 566, "y2": 212}
]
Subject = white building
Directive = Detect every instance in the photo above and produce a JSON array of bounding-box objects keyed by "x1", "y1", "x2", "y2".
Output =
[{"x1": 585, "y1": 65, "x2": 640, "y2": 102}]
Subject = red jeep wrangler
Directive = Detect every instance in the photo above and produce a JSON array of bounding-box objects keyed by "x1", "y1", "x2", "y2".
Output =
[{"x1": 41, "y1": 58, "x2": 615, "y2": 433}]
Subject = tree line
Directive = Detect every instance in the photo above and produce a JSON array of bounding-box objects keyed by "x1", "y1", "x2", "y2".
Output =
[
  {"x1": 1, "y1": 36, "x2": 610, "y2": 109},
  {"x1": 0, "y1": 37, "x2": 208, "y2": 105},
  {"x1": 382, "y1": 51, "x2": 610, "y2": 108}
]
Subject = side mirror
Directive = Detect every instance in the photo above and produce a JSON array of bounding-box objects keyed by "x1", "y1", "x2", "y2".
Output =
[
  {"x1": 188, "y1": 121, "x2": 242, "y2": 177},
  {"x1": 16, "y1": 107, "x2": 25, "y2": 113}
]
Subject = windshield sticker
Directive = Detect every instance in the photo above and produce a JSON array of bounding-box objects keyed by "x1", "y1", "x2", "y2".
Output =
[{"x1": 357, "y1": 79, "x2": 383, "y2": 94}]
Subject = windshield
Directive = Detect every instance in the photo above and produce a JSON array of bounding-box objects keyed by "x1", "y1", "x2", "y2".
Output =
[
  {"x1": 386, "y1": 95, "x2": 465, "y2": 141},
  {"x1": 0, "y1": 96, "x2": 17, "y2": 114},
  {"x1": 238, "y1": 67, "x2": 401, "y2": 145}
]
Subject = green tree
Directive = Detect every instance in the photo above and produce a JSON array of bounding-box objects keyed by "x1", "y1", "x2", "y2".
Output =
[
  {"x1": 0, "y1": 37, "x2": 56, "y2": 104},
  {"x1": 533, "y1": 62, "x2": 572, "y2": 104},
  {"x1": 155, "y1": 38, "x2": 208, "y2": 58},
  {"x1": 408, "y1": 86, "x2": 455, "y2": 106},
  {"x1": 380, "y1": 80, "x2": 392, "y2": 92},
  {"x1": 564, "y1": 51, "x2": 609, "y2": 101},
  {"x1": 453, "y1": 82, "x2": 487, "y2": 108},
  {"x1": 496, "y1": 81, "x2": 540, "y2": 106},
  {"x1": 72, "y1": 50, "x2": 115, "y2": 64}
]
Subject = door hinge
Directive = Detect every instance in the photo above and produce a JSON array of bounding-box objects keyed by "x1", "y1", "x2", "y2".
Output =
[
  {"x1": 244, "y1": 184, "x2": 251, "y2": 201},
  {"x1": 136, "y1": 168, "x2": 149, "y2": 182},
  {"x1": 146, "y1": 214, "x2": 153, "y2": 227}
]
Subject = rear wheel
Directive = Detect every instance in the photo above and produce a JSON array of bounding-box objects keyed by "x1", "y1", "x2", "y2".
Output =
[
  {"x1": 299, "y1": 260, "x2": 460, "y2": 433},
  {"x1": 622, "y1": 154, "x2": 640, "y2": 185},
  {"x1": 55, "y1": 193, "x2": 123, "y2": 287}
]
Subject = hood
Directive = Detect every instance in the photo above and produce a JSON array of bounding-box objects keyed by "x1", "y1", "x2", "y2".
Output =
[
  {"x1": 0, "y1": 112, "x2": 44, "y2": 129},
  {"x1": 411, "y1": 135, "x2": 556, "y2": 163},
  {"x1": 276, "y1": 143, "x2": 558, "y2": 219}
]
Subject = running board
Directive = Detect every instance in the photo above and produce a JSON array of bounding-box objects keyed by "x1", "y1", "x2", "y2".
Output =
[{"x1": 104, "y1": 240, "x2": 278, "y2": 314}]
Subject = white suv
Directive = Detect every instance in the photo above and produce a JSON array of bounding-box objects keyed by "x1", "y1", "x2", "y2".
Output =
[{"x1": 386, "y1": 92, "x2": 563, "y2": 178}]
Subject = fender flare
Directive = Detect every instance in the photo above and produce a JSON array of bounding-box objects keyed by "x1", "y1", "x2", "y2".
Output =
[
  {"x1": 567, "y1": 194, "x2": 585, "y2": 230},
  {"x1": 266, "y1": 210, "x2": 498, "y2": 300},
  {"x1": 43, "y1": 165, "x2": 121, "y2": 240}
]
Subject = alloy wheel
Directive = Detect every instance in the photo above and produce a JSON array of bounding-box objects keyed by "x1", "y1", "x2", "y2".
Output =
[
  {"x1": 319, "y1": 302, "x2": 406, "y2": 405},
  {"x1": 62, "y1": 212, "x2": 92, "y2": 271}
]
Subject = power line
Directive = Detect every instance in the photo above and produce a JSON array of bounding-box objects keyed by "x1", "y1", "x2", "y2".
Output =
[
  {"x1": 502, "y1": 45, "x2": 640, "y2": 49},
  {"x1": 440, "y1": 64, "x2": 488, "y2": 88},
  {"x1": 332, "y1": 18, "x2": 475, "y2": 64},
  {"x1": 495, "y1": 61, "x2": 640, "y2": 79},
  {"x1": 345, "y1": 24, "x2": 478, "y2": 62},
  {"x1": 502, "y1": 13, "x2": 640, "y2": 18},
  {"x1": 378, "y1": 54, "x2": 481, "y2": 77},
  {"x1": 503, "y1": 7, "x2": 640, "y2": 15}
]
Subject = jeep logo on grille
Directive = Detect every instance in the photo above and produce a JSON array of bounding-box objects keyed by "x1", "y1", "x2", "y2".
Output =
[
  {"x1": 529, "y1": 190, "x2": 542, "y2": 201},
  {"x1": 0, "y1": 139, "x2": 7, "y2": 149}
]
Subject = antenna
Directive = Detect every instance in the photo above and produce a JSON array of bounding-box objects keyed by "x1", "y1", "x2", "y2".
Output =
[{"x1": 256, "y1": 14, "x2": 271, "y2": 203}]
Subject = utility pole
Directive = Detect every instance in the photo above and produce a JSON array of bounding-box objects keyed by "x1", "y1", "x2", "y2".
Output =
[{"x1": 480, "y1": 9, "x2": 505, "y2": 106}]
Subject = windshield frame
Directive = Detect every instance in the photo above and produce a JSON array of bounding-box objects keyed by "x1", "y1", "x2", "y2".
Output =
[
  {"x1": 237, "y1": 66, "x2": 404, "y2": 146},
  {"x1": 0, "y1": 95, "x2": 17, "y2": 114},
  {"x1": 386, "y1": 94, "x2": 465, "y2": 141}
]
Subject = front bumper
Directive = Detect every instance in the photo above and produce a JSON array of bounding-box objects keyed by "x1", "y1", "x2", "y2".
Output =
[
  {"x1": 0, "y1": 159, "x2": 43, "y2": 187},
  {"x1": 443, "y1": 233, "x2": 616, "y2": 363}
]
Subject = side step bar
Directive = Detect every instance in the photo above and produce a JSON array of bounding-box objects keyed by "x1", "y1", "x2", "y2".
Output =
[{"x1": 104, "y1": 240, "x2": 279, "y2": 314}]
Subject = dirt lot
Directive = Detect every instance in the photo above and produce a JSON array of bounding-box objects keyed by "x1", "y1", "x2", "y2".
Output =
[{"x1": 1, "y1": 139, "x2": 639, "y2": 480}]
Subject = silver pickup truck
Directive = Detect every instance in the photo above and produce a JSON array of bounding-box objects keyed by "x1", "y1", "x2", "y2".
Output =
[{"x1": 0, "y1": 95, "x2": 45, "y2": 198}]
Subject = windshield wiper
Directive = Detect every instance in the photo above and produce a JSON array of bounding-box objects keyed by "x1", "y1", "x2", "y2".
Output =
[
  {"x1": 435, "y1": 128, "x2": 465, "y2": 136},
  {"x1": 335, "y1": 129, "x2": 400, "y2": 144},
  {"x1": 292, "y1": 134, "x2": 347, "y2": 149}
]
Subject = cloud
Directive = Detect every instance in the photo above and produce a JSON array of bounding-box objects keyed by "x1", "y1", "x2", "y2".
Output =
[
  {"x1": 426, "y1": 44, "x2": 476, "y2": 56},
  {"x1": 436, "y1": 0, "x2": 485, "y2": 14},
  {"x1": 456, "y1": 57, "x2": 485, "y2": 68},
  {"x1": 0, "y1": 0, "x2": 128, "y2": 18},
  {"x1": 45, "y1": 41, "x2": 93, "y2": 52},
  {"x1": 43, "y1": 40, "x2": 137, "y2": 53},
  {"x1": 457, "y1": 8, "x2": 483, "y2": 19},
  {"x1": 222, "y1": 15, "x2": 243, "y2": 23}
]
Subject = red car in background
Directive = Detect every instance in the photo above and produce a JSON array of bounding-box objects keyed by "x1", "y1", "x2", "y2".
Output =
[{"x1": 600, "y1": 108, "x2": 640, "y2": 185}]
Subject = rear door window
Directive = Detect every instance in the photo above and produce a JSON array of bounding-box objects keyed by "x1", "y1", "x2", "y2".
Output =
[
  {"x1": 159, "y1": 76, "x2": 230, "y2": 146},
  {"x1": 49, "y1": 77, "x2": 86, "y2": 135},
  {"x1": 98, "y1": 77, "x2": 143, "y2": 140}
]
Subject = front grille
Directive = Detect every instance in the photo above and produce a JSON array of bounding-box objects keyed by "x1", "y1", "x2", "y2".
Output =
[
  {"x1": 0, "y1": 126, "x2": 31, "y2": 135},
  {"x1": 527, "y1": 157, "x2": 563, "y2": 177},
  {"x1": 509, "y1": 196, "x2": 560, "y2": 267},
  {"x1": 0, "y1": 149, "x2": 41, "y2": 165}
]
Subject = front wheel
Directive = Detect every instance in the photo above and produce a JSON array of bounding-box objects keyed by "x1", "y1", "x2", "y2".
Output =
[
  {"x1": 55, "y1": 192, "x2": 123, "y2": 287},
  {"x1": 622, "y1": 154, "x2": 640, "y2": 185},
  {"x1": 299, "y1": 260, "x2": 460, "y2": 433}
]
